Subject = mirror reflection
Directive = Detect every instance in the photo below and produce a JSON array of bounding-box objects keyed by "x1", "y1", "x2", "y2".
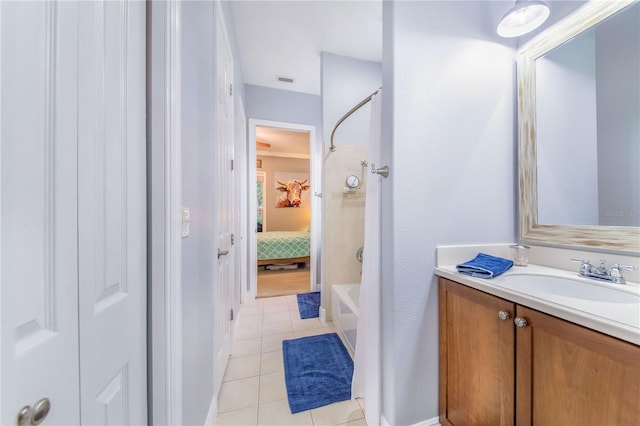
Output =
[{"x1": 535, "y1": 2, "x2": 639, "y2": 227}]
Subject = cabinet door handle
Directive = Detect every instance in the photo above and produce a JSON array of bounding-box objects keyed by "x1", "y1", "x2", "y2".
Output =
[
  {"x1": 514, "y1": 317, "x2": 528, "y2": 328},
  {"x1": 498, "y1": 310, "x2": 511, "y2": 321}
]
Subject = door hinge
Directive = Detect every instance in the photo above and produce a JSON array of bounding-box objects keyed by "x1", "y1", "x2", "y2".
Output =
[
  {"x1": 229, "y1": 83, "x2": 233, "y2": 96},
  {"x1": 230, "y1": 309, "x2": 234, "y2": 321},
  {"x1": 230, "y1": 159, "x2": 234, "y2": 171},
  {"x1": 231, "y1": 233, "x2": 235, "y2": 246}
]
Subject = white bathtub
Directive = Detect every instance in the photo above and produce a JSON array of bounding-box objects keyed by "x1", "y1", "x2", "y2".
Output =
[{"x1": 331, "y1": 284, "x2": 360, "y2": 355}]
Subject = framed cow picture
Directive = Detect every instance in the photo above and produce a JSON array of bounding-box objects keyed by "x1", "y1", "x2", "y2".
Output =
[{"x1": 274, "y1": 172, "x2": 310, "y2": 208}]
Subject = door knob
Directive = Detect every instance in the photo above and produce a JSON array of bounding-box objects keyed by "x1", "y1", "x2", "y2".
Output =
[
  {"x1": 16, "y1": 398, "x2": 50, "y2": 426},
  {"x1": 16, "y1": 405, "x2": 31, "y2": 426},
  {"x1": 217, "y1": 249, "x2": 229, "y2": 259},
  {"x1": 30, "y1": 398, "x2": 50, "y2": 425}
]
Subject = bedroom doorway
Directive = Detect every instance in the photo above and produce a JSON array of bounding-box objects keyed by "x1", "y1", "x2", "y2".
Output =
[{"x1": 247, "y1": 119, "x2": 320, "y2": 301}]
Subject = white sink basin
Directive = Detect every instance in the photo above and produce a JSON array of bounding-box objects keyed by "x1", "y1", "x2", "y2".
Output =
[{"x1": 499, "y1": 274, "x2": 640, "y2": 304}]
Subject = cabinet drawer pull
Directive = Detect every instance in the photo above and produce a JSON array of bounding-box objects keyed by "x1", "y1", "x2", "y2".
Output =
[
  {"x1": 514, "y1": 317, "x2": 528, "y2": 328},
  {"x1": 498, "y1": 310, "x2": 511, "y2": 321}
]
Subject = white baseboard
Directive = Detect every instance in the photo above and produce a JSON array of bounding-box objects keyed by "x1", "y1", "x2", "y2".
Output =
[
  {"x1": 204, "y1": 395, "x2": 217, "y2": 426},
  {"x1": 413, "y1": 416, "x2": 441, "y2": 426},
  {"x1": 381, "y1": 414, "x2": 441, "y2": 426}
]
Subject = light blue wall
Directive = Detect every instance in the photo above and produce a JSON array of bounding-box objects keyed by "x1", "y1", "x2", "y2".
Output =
[
  {"x1": 321, "y1": 52, "x2": 382, "y2": 149},
  {"x1": 180, "y1": 2, "x2": 246, "y2": 425},
  {"x1": 244, "y1": 84, "x2": 322, "y2": 139},
  {"x1": 181, "y1": 2, "x2": 216, "y2": 424},
  {"x1": 381, "y1": 2, "x2": 518, "y2": 424}
]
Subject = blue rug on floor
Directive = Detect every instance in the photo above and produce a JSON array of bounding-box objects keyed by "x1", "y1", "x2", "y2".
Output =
[
  {"x1": 296, "y1": 291, "x2": 321, "y2": 319},
  {"x1": 283, "y1": 333, "x2": 354, "y2": 413}
]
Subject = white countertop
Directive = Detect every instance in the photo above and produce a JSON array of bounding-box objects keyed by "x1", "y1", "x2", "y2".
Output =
[{"x1": 436, "y1": 263, "x2": 640, "y2": 346}]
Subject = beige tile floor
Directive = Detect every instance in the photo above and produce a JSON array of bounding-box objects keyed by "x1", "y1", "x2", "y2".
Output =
[{"x1": 214, "y1": 295, "x2": 366, "y2": 426}]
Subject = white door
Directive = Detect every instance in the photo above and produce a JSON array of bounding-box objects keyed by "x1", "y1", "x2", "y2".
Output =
[
  {"x1": 77, "y1": 1, "x2": 147, "y2": 424},
  {"x1": 0, "y1": 2, "x2": 147, "y2": 424},
  {"x1": 213, "y1": 3, "x2": 235, "y2": 392},
  {"x1": 1, "y1": 2, "x2": 81, "y2": 424}
]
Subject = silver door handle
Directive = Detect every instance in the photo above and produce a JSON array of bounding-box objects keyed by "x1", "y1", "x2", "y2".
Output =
[
  {"x1": 16, "y1": 398, "x2": 50, "y2": 426},
  {"x1": 17, "y1": 405, "x2": 31, "y2": 426},
  {"x1": 217, "y1": 249, "x2": 229, "y2": 259},
  {"x1": 31, "y1": 399, "x2": 50, "y2": 425}
]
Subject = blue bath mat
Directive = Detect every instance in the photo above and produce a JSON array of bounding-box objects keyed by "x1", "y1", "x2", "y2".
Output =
[
  {"x1": 283, "y1": 333, "x2": 354, "y2": 413},
  {"x1": 297, "y1": 291, "x2": 321, "y2": 319}
]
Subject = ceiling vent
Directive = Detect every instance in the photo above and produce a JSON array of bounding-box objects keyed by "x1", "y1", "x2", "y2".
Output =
[{"x1": 277, "y1": 76, "x2": 295, "y2": 84}]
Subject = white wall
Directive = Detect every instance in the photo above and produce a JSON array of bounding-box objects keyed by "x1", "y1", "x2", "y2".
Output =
[
  {"x1": 322, "y1": 52, "x2": 382, "y2": 146},
  {"x1": 536, "y1": 32, "x2": 599, "y2": 225},
  {"x1": 381, "y1": 2, "x2": 518, "y2": 424},
  {"x1": 244, "y1": 84, "x2": 322, "y2": 139}
]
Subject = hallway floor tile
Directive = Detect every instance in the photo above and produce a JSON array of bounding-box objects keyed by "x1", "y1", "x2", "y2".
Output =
[{"x1": 214, "y1": 296, "x2": 364, "y2": 426}]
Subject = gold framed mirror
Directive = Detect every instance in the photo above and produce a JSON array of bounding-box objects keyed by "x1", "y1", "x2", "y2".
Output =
[{"x1": 517, "y1": 0, "x2": 640, "y2": 253}]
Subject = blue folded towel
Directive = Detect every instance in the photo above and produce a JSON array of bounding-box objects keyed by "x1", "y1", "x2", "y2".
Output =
[{"x1": 456, "y1": 253, "x2": 513, "y2": 279}]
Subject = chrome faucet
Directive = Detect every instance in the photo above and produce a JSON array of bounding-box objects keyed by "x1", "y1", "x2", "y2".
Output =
[{"x1": 571, "y1": 258, "x2": 637, "y2": 284}]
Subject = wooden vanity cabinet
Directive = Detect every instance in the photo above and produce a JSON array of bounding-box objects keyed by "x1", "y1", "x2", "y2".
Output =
[
  {"x1": 516, "y1": 305, "x2": 640, "y2": 426},
  {"x1": 439, "y1": 278, "x2": 516, "y2": 426},
  {"x1": 439, "y1": 277, "x2": 640, "y2": 426}
]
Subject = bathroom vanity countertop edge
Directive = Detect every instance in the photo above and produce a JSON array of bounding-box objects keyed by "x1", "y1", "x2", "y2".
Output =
[{"x1": 435, "y1": 265, "x2": 640, "y2": 346}]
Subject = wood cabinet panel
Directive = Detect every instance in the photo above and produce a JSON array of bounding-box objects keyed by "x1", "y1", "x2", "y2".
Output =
[
  {"x1": 439, "y1": 278, "x2": 516, "y2": 426},
  {"x1": 516, "y1": 306, "x2": 640, "y2": 426},
  {"x1": 440, "y1": 277, "x2": 640, "y2": 426}
]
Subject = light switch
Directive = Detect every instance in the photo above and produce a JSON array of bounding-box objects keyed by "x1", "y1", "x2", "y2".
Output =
[{"x1": 182, "y1": 207, "x2": 191, "y2": 238}]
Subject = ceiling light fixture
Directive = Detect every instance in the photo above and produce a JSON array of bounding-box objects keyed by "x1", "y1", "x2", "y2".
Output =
[{"x1": 497, "y1": 0, "x2": 550, "y2": 38}]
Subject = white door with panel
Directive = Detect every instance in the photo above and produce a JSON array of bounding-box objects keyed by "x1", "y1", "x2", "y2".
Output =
[
  {"x1": 1, "y1": 3, "x2": 81, "y2": 424},
  {"x1": 213, "y1": 3, "x2": 236, "y2": 393},
  {"x1": 0, "y1": 2, "x2": 147, "y2": 425},
  {"x1": 77, "y1": 1, "x2": 147, "y2": 424}
]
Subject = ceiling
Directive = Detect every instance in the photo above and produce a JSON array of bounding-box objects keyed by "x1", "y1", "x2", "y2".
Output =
[
  {"x1": 230, "y1": 1, "x2": 588, "y2": 98},
  {"x1": 256, "y1": 126, "x2": 310, "y2": 157},
  {"x1": 230, "y1": 0, "x2": 383, "y2": 96},
  {"x1": 231, "y1": 0, "x2": 587, "y2": 155}
]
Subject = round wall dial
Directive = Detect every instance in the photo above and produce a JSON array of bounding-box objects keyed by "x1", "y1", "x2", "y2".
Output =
[{"x1": 346, "y1": 175, "x2": 360, "y2": 188}]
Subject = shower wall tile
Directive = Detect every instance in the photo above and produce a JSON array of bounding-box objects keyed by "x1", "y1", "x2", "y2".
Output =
[{"x1": 323, "y1": 144, "x2": 368, "y2": 320}]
